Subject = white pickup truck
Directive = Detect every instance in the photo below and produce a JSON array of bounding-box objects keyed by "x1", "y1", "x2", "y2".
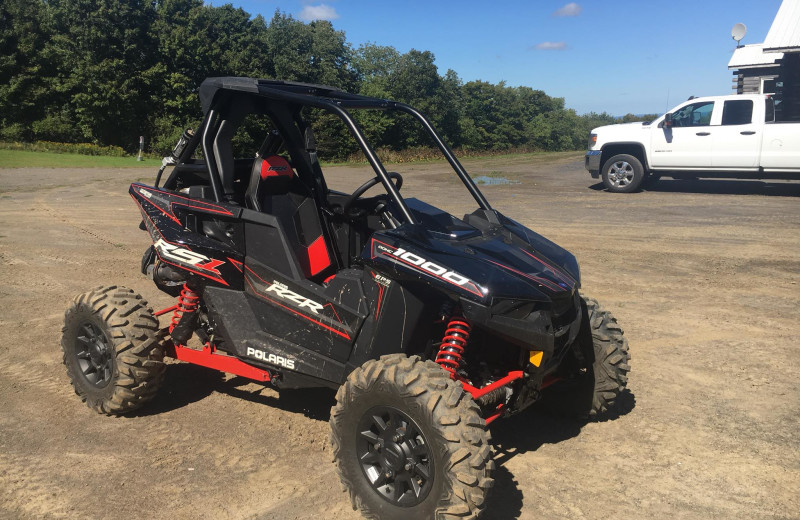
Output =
[{"x1": 584, "y1": 94, "x2": 800, "y2": 192}]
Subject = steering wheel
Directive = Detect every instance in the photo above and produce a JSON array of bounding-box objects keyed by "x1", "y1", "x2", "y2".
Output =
[{"x1": 340, "y1": 172, "x2": 403, "y2": 215}]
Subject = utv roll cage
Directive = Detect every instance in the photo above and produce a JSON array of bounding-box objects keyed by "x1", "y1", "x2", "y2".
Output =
[{"x1": 155, "y1": 77, "x2": 496, "y2": 226}]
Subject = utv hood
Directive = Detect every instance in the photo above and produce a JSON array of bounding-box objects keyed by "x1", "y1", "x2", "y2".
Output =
[{"x1": 362, "y1": 199, "x2": 580, "y2": 308}]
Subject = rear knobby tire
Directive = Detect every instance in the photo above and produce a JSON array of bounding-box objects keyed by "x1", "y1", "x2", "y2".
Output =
[
  {"x1": 330, "y1": 354, "x2": 493, "y2": 520},
  {"x1": 542, "y1": 295, "x2": 630, "y2": 420},
  {"x1": 61, "y1": 285, "x2": 165, "y2": 415}
]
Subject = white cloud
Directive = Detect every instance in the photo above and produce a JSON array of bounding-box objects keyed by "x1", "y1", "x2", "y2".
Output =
[
  {"x1": 532, "y1": 41, "x2": 568, "y2": 51},
  {"x1": 298, "y1": 4, "x2": 339, "y2": 21},
  {"x1": 552, "y1": 2, "x2": 582, "y2": 17}
]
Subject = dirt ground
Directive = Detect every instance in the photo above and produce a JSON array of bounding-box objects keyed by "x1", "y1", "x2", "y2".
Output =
[{"x1": 1, "y1": 154, "x2": 798, "y2": 520}]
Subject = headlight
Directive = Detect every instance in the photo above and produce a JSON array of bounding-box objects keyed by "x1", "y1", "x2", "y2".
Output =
[{"x1": 588, "y1": 133, "x2": 597, "y2": 149}]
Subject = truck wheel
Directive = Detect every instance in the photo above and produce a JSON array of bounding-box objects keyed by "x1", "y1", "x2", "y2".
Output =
[
  {"x1": 61, "y1": 285, "x2": 165, "y2": 415},
  {"x1": 330, "y1": 354, "x2": 493, "y2": 520},
  {"x1": 601, "y1": 154, "x2": 645, "y2": 193},
  {"x1": 542, "y1": 296, "x2": 630, "y2": 420}
]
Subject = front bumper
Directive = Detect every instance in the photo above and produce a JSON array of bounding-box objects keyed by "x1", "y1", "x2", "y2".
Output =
[{"x1": 585, "y1": 150, "x2": 602, "y2": 177}]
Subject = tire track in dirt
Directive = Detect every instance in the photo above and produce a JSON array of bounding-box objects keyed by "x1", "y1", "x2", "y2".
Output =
[
  {"x1": 0, "y1": 355, "x2": 68, "y2": 399},
  {"x1": 0, "y1": 450, "x2": 75, "y2": 519},
  {"x1": 31, "y1": 195, "x2": 137, "y2": 253}
]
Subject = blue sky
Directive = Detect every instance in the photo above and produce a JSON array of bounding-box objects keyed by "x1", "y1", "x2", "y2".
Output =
[{"x1": 208, "y1": 0, "x2": 783, "y2": 116}]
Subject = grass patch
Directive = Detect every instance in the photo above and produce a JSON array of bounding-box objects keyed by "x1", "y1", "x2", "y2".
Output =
[
  {"x1": 0, "y1": 149, "x2": 161, "y2": 168},
  {"x1": 1, "y1": 147, "x2": 582, "y2": 170}
]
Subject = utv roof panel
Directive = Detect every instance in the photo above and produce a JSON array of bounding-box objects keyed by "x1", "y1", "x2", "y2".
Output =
[{"x1": 199, "y1": 76, "x2": 391, "y2": 114}]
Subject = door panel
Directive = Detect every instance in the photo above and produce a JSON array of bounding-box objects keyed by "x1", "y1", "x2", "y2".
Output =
[
  {"x1": 712, "y1": 99, "x2": 760, "y2": 168},
  {"x1": 761, "y1": 123, "x2": 800, "y2": 169},
  {"x1": 650, "y1": 101, "x2": 715, "y2": 168}
]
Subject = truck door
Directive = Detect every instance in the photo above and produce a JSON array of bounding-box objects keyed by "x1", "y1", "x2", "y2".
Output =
[
  {"x1": 650, "y1": 101, "x2": 714, "y2": 168},
  {"x1": 711, "y1": 99, "x2": 760, "y2": 169}
]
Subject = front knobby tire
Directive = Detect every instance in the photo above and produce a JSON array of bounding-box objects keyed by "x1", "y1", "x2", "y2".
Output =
[
  {"x1": 543, "y1": 295, "x2": 630, "y2": 420},
  {"x1": 330, "y1": 355, "x2": 493, "y2": 520},
  {"x1": 61, "y1": 285, "x2": 165, "y2": 415},
  {"x1": 583, "y1": 297, "x2": 630, "y2": 418}
]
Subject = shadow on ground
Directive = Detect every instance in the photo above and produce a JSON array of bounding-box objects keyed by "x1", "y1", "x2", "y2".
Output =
[
  {"x1": 130, "y1": 362, "x2": 223, "y2": 416},
  {"x1": 589, "y1": 179, "x2": 800, "y2": 196},
  {"x1": 130, "y1": 362, "x2": 337, "y2": 420},
  {"x1": 221, "y1": 379, "x2": 337, "y2": 421},
  {"x1": 484, "y1": 389, "x2": 636, "y2": 519}
]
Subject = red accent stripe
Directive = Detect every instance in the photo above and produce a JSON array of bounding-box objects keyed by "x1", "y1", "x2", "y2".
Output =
[
  {"x1": 484, "y1": 259, "x2": 563, "y2": 292},
  {"x1": 133, "y1": 184, "x2": 233, "y2": 215},
  {"x1": 132, "y1": 192, "x2": 181, "y2": 225},
  {"x1": 519, "y1": 248, "x2": 575, "y2": 285},
  {"x1": 371, "y1": 272, "x2": 385, "y2": 319},
  {"x1": 388, "y1": 252, "x2": 484, "y2": 298},
  {"x1": 370, "y1": 237, "x2": 396, "y2": 259},
  {"x1": 375, "y1": 284, "x2": 384, "y2": 318},
  {"x1": 131, "y1": 185, "x2": 234, "y2": 229},
  {"x1": 323, "y1": 303, "x2": 345, "y2": 325},
  {"x1": 305, "y1": 235, "x2": 331, "y2": 276},
  {"x1": 228, "y1": 258, "x2": 244, "y2": 271}
]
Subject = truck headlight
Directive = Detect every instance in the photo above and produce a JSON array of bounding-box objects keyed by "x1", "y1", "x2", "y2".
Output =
[{"x1": 588, "y1": 133, "x2": 597, "y2": 149}]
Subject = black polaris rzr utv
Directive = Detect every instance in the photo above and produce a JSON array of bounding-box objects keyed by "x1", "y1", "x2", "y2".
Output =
[{"x1": 62, "y1": 77, "x2": 630, "y2": 520}]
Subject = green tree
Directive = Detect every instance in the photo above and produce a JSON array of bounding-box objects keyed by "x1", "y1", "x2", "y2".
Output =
[
  {"x1": 35, "y1": 0, "x2": 162, "y2": 148},
  {"x1": 0, "y1": 0, "x2": 56, "y2": 141}
]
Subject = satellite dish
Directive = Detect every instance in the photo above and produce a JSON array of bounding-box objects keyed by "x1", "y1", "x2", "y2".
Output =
[{"x1": 732, "y1": 23, "x2": 747, "y2": 43}]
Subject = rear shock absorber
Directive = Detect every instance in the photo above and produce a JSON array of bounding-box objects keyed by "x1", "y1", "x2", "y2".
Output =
[
  {"x1": 436, "y1": 313, "x2": 471, "y2": 380},
  {"x1": 169, "y1": 283, "x2": 200, "y2": 344}
]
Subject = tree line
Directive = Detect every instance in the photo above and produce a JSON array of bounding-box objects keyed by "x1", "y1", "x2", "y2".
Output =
[{"x1": 0, "y1": 0, "x2": 654, "y2": 159}]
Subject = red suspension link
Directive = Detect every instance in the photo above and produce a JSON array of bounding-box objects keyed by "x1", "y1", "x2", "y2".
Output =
[
  {"x1": 169, "y1": 284, "x2": 199, "y2": 335},
  {"x1": 436, "y1": 314, "x2": 471, "y2": 379}
]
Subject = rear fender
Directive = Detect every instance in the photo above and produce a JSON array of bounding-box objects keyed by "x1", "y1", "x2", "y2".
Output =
[{"x1": 130, "y1": 183, "x2": 244, "y2": 289}]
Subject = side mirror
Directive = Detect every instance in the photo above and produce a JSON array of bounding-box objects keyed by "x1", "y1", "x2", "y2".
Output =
[{"x1": 664, "y1": 113, "x2": 673, "y2": 128}]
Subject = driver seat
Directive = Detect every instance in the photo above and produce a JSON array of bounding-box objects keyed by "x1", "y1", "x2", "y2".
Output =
[{"x1": 247, "y1": 155, "x2": 334, "y2": 280}]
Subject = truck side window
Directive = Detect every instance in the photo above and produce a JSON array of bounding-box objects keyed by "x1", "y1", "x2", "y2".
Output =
[
  {"x1": 721, "y1": 100, "x2": 754, "y2": 126},
  {"x1": 672, "y1": 101, "x2": 714, "y2": 127},
  {"x1": 765, "y1": 98, "x2": 775, "y2": 123}
]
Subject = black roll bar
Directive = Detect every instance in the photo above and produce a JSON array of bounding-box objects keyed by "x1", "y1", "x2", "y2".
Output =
[
  {"x1": 257, "y1": 86, "x2": 418, "y2": 225},
  {"x1": 201, "y1": 110, "x2": 224, "y2": 203},
  {"x1": 197, "y1": 81, "x2": 495, "y2": 222},
  {"x1": 393, "y1": 103, "x2": 492, "y2": 212}
]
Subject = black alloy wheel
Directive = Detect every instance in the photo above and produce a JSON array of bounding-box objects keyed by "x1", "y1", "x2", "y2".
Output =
[
  {"x1": 74, "y1": 321, "x2": 114, "y2": 388},
  {"x1": 356, "y1": 405, "x2": 434, "y2": 507}
]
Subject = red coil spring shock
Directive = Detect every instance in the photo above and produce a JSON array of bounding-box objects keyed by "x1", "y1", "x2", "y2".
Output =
[
  {"x1": 436, "y1": 315, "x2": 471, "y2": 379},
  {"x1": 169, "y1": 283, "x2": 199, "y2": 335}
]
